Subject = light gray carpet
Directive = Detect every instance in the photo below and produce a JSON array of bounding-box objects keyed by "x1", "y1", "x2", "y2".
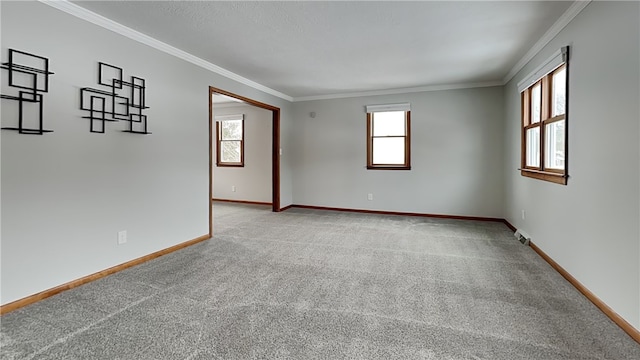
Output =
[{"x1": 2, "y1": 202, "x2": 639, "y2": 359}]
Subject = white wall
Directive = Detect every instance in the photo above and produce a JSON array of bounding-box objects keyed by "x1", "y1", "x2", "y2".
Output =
[
  {"x1": 0, "y1": 1, "x2": 293, "y2": 305},
  {"x1": 292, "y1": 87, "x2": 504, "y2": 217},
  {"x1": 212, "y1": 103, "x2": 272, "y2": 203},
  {"x1": 503, "y1": 1, "x2": 640, "y2": 329}
]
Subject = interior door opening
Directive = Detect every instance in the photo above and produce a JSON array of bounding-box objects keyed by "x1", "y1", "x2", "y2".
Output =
[{"x1": 208, "y1": 86, "x2": 281, "y2": 236}]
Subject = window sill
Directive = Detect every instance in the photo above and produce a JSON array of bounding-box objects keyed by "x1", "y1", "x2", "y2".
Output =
[
  {"x1": 367, "y1": 166, "x2": 411, "y2": 170},
  {"x1": 520, "y1": 168, "x2": 567, "y2": 185}
]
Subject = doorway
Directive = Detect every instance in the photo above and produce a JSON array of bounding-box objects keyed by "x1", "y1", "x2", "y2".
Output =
[{"x1": 208, "y1": 86, "x2": 281, "y2": 236}]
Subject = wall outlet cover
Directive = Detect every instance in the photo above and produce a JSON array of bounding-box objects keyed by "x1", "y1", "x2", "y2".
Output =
[{"x1": 117, "y1": 230, "x2": 127, "y2": 245}]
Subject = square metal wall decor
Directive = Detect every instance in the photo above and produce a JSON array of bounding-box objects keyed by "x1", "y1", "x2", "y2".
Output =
[
  {"x1": 0, "y1": 49, "x2": 55, "y2": 135},
  {"x1": 80, "y1": 62, "x2": 150, "y2": 134}
]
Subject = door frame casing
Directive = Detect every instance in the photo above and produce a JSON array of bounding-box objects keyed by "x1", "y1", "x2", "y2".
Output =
[{"x1": 208, "y1": 86, "x2": 281, "y2": 235}]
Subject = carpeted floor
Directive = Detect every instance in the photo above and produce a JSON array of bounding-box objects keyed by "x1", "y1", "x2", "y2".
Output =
[{"x1": 2, "y1": 202, "x2": 639, "y2": 359}]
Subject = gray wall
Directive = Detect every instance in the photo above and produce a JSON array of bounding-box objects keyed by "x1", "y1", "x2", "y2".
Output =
[
  {"x1": 213, "y1": 104, "x2": 272, "y2": 203},
  {"x1": 292, "y1": 87, "x2": 505, "y2": 218},
  {"x1": 0, "y1": 1, "x2": 293, "y2": 305},
  {"x1": 503, "y1": 1, "x2": 640, "y2": 329}
]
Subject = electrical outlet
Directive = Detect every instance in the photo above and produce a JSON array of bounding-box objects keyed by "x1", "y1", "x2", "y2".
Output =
[
  {"x1": 367, "y1": 193, "x2": 373, "y2": 201},
  {"x1": 117, "y1": 230, "x2": 127, "y2": 245},
  {"x1": 232, "y1": 185, "x2": 236, "y2": 192},
  {"x1": 521, "y1": 210, "x2": 526, "y2": 220}
]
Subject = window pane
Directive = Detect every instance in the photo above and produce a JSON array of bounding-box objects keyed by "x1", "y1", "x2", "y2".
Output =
[
  {"x1": 372, "y1": 137, "x2": 405, "y2": 164},
  {"x1": 545, "y1": 120, "x2": 565, "y2": 169},
  {"x1": 221, "y1": 141, "x2": 241, "y2": 163},
  {"x1": 373, "y1": 111, "x2": 405, "y2": 136},
  {"x1": 552, "y1": 67, "x2": 566, "y2": 117},
  {"x1": 526, "y1": 127, "x2": 540, "y2": 167},
  {"x1": 531, "y1": 83, "x2": 541, "y2": 124},
  {"x1": 221, "y1": 120, "x2": 242, "y2": 140}
]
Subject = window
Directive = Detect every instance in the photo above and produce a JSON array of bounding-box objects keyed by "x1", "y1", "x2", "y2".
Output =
[
  {"x1": 519, "y1": 47, "x2": 568, "y2": 184},
  {"x1": 215, "y1": 114, "x2": 244, "y2": 167},
  {"x1": 366, "y1": 103, "x2": 411, "y2": 170}
]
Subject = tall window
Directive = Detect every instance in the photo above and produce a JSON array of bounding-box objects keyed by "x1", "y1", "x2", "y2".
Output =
[
  {"x1": 216, "y1": 114, "x2": 244, "y2": 167},
  {"x1": 366, "y1": 103, "x2": 411, "y2": 170},
  {"x1": 519, "y1": 47, "x2": 568, "y2": 184}
]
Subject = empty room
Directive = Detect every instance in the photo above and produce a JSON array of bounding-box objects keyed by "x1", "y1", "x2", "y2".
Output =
[{"x1": 1, "y1": 1, "x2": 639, "y2": 359}]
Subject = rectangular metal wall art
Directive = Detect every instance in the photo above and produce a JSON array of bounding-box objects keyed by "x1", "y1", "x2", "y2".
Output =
[
  {"x1": 0, "y1": 49, "x2": 55, "y2": 135},
  {"x1": 80, "y1": 62, "x2": 150, "y2": 134}
]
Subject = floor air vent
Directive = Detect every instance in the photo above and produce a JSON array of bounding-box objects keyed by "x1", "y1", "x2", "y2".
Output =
[{"x1": 514, "y1": 229, "x2": 531, "y2": 245}]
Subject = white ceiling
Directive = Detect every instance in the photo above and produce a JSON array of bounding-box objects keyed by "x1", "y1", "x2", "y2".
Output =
[{"x1": 71, "y1": 1, "x2": 575, "y2": 99}]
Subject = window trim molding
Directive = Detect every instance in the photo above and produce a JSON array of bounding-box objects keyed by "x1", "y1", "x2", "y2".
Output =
[
  {"x1": 215, "y1": 114, "x2": 244, "y2": 167},
  {"x1": 366, "y1": 110, "x2": 411, "y2": 170},
  {"x1": 365, "y1": 103, "x2": 411, "y2": 113},
  {"x1": 517, "y1": 46, "x2": 568, "y2": 92}
]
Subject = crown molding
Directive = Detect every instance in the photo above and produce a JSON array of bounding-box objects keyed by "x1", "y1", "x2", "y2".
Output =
[
  {"x1": 502, "y1": 0, "x2": 591, "y2": 84},
  {"x1": 292, "y1": 81, "x2": 504, "y2": 102},
  {"x1": 38, "y1": 0, "x2": 293, "y2": 102}
]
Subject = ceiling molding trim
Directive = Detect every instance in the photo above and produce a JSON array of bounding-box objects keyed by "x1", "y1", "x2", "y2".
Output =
[
  {"x1": 292, "y1": 81, "x2": 504, "y2": 102},
  {"x1": 39, "y1": 0, "x2": 294, "y2": 102},
  {"x1": 502, "y1": 0, "x2": 591, "y2": 84}
]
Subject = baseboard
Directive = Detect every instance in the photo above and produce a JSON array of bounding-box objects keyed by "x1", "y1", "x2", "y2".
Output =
[
  {"x1": 279, "y1": 204, "x2": 294, "y2": 211},
  {"x1": 529, "y1": 241, "x2": 640, "y2": 344},
  {"x1": 287, "y1": 204, "x2": 506, "y2": 223},
  {"x1": 212, "y1": 198, "x2": 272, "y2": 206},
  {"x1": 0, "y1": 234, "x2": 211, "y2": 315},
  {"x1": 502, "y1": 219, "x2": 517, "y2": 232}
]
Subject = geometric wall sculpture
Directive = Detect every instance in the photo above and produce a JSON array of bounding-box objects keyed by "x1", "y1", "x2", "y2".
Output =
[
  {"x1": 80, "y1": 62, "x2": 150, "y2": 134},
  {"x1": 0, "y1": 49, "x2": 55, "y2": 134}
]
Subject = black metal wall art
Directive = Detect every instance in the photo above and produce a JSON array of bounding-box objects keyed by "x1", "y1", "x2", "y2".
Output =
[
  {"x1": 0, "y1": 49, "x2": 55, "y2": 134},
  {"x1": 80, "y1": 62, "x2": 150, "y2": 134}
]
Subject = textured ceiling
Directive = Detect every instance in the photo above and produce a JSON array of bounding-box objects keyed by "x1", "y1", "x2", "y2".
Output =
[{"x1": 72, "y1": 1, "x2": 574, "y2": 98}]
